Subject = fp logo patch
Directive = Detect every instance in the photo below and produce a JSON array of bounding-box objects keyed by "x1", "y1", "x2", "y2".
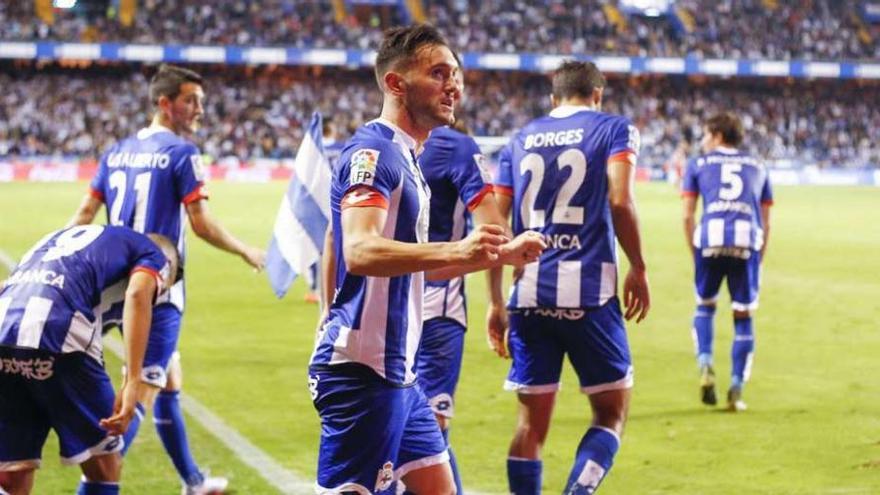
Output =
[
  {"x1": 350, "y1": 148, "x2": 380, "y2": 186},
  {"x1": 375, "y1": 461, "x2": 394, "y2": 492}
]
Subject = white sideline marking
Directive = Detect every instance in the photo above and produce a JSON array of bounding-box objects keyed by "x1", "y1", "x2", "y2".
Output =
[
  {"x1": 0, "y1": 249, "x2": 16, "y2": 272},
  {"x1": 103, "y1": 337, "x2": 314, "y2": 494}
]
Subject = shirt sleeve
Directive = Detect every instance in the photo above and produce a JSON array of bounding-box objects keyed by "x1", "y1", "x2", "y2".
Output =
[
  {"x1": 339, "y1": 141, "x2": 401, "y2": 210},
  {"x1": 608, "y1": 117, "x2": 640, "y2": 163},
  {"x1": 449, "y1": 136, "x2": 493, "y2": 211},
  {"x1": 171, "y1": 143, "x2": 209, "y2": 205},
  {"x1": 129, "y1": 233, "x2": 170, "y2": 298},
  {"x1": 493, "y1": 142, "x2": 514, "y2": 197},
  {"x1": 89, "y1": 151, "x2": 110, "y2": 202},
  {"x1": 761, "y1": 170, "x2": 774, "y2": 205},
  {"x1": 681, "y1": 158, "x2": 699, "y2": 197}
]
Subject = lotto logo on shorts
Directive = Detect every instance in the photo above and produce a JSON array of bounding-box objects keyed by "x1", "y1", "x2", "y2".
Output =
[
  {"x1": 375, "y1": 461, "x2": 394, "y2": 492},
  {"x1": 350, "y1": 148, "x2": 379, "y2": 186},
  {"x1": 0, "y1": 356, "x2": 54, "y2": 380}
]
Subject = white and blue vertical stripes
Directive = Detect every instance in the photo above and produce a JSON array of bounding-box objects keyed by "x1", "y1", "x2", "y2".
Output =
[{"x1": 266, "y1": 112, "x2": 332, "y2": 298}]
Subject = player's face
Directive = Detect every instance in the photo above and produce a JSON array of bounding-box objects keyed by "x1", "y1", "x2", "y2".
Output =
[
  {"x1": 168, "y1": 82, "x2": 205, "y2": 135},
  {"x1": 403, "y1": 44, "x2": 462, "y2": 130}
]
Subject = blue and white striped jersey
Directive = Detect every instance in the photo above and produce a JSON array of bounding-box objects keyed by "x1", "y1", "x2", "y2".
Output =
[
  {"x1": 0, "y1": 225, "x2": 168, "y2": 361},
  {"x1": 310, "y1": 119, "x2": 431, "y2": 386},
  {"x1": 495, "y1": 105, "x2": 640, "y2": 309},
  {"x1": 420, "y1": 126, "x2": 493, "y2": 328},
  {"x1": 682, "y1": 147, "x2": 773, "y2": 254},
  {"x1": 89, "y1": 126, "x2": 208, "y2": 311}
]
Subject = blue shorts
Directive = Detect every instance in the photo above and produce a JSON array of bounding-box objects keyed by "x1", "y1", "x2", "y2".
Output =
[
  {"x1": 505, "y1": 298, "x2": 634, "y2": 395},
  {"x1": 415, "y1": 318, "x2": 465, "y2": 418},
  {"x1": 0, "y1": 348, "x2": 123, "y2": 470},
  {"x1": 309, "y1": 363, "x2": 448, "y2": 494},
  {"x1": 694, "y1": 252, "x2": 762, "y2": 311}
]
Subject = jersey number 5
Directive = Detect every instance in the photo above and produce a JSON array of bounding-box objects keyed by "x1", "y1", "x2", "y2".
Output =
[
  {"x1": 519, "y1": 149, "x2": 587, "y2": 229},
  {"x1": 719, "y1": 163, "x2": 744, "y2": 200}
]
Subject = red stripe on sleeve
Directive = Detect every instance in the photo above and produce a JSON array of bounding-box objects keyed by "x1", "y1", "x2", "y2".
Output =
[
  {"x1": 466, "y1": 184, "x2": 494, "y2": 212},
  {"x1": 493, "y1": 185, "x2": 514, "y2": 197},
  {"x1": 681, "y1": 191, "x2": 699, "y2": 198},
  {"x1": 608, "y1": 151, "x2": 637, "y2": 165},
  {"x1": 341, "y1": 188, "x2": 389, "y2": 210},
  {"x1": 761, "y1": 200, "x2": 774, "y2": 206},
  {"x1": 131, "y1": 266, "x2": 163, "y2": 284},
  {"x1": 182, "y1": 184, "x2": 209, "y2": 205},
  {"x1": 89, "y1": 188, "x2": 104, "y2": 201}
]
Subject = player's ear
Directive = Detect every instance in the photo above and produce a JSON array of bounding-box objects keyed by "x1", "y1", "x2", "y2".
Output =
[
  {"x1": 549, "y1": 93, "x2": 559, "y2": 109},
  {"x1": 156, "y1": 95, "x2": 172, "y2": 116},
  {"x1": 592, "y1": 87, "x2": 604, "y2": 109},
  {"x1": 384, "y1": 71, "x2": 407, "y2": 97}
]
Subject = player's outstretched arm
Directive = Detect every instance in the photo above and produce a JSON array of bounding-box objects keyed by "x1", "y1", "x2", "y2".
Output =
[
  {"x1": 342, "y1": 204, "x2": 508, "y2": 278},
  {"x1": 608, "y1": 155, "x2": 650, "y2": 323},
  {"x1": 66, "y1": 195, "x2": 103, "y2": 228},
  {"x1": 185, "y1": 199, "x2": 266, "y2": 271},
  {"x1": 100, "y1": 270, "x2": 155, "y2": 435},
  {"x1": 485, "y1": 191, "x2": 513, "y2": 358}
]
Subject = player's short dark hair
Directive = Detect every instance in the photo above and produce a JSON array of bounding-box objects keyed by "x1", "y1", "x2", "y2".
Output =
[
  {"x1": 705, "y1": 112, "x2": 744, "y2": 147},
  {"x1": 374, "y1": 24, "x2": 451, "y2": 88},
  {"x1": 149, "y1": 64, "x2": 203, "y2": 106},
  {"x1": 552, "y1": 60, "x2": 606, "y2": 101}
]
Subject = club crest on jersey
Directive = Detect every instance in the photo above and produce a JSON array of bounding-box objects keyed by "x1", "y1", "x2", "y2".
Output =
[
  {"x1": 190, "y1": 154, "x2": 206, "y2": 181},
  {"x1": 350, "y1": 148, "x2": 379, "y2": 186},
  {"x1": 375, "y1": 461, "x2": 394, "y2": 491},
  {"x1": 473, "y1": 153, "x2": 492, "y2": 183}
]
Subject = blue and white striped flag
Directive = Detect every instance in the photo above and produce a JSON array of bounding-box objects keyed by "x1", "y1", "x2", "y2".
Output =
[{"x1": 266, "y1": 112, "x2": 332, "y2": 298}]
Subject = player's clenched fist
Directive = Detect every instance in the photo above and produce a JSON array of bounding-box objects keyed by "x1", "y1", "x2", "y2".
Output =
[
  {"x1": 455, "y1": 224, "x2": 510, "y2": 262},
  {"x1": 499, "y1": 230, "x2": 546, "y2": 265}
]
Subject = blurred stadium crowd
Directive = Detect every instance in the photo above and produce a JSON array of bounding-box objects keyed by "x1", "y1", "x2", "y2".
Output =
[
  {"x1": 1, "y1": 0, "x2": 877, "y2": 60},
  {"x1": 0, "y1": 0, "x2": 878, "y2": 169},
  {"x1": 1, "y1": 66, "x2": 877, "y2": 169}
]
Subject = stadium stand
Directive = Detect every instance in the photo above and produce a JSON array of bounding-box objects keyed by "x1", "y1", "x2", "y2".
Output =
[
  {"x1": 1, "y1": 63, "x2": 878, "y2": 170},
  {"x1": 2, "y1": 0, "x2": 877, "y2": 60}
]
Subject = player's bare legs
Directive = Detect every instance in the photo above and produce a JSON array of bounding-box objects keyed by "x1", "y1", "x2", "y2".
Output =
[
  {"x1": 509, "y1": 392, "x2": 557, "y2": 459},
  {"x1": 506, "y1": 392, "x2": 556, "y2": 494},
  {"x1": 0, "y1": 469, "x2": 35, "y2": 495},
  {"x1": 80, "y1": 452, "x2": 122, "y2": 483},
  {"x1": 589, "y1": 388, "x2": 630, "y2": 436},
  {"x1": 400, "y1": 462, "x2": 456, "y2": 495}
]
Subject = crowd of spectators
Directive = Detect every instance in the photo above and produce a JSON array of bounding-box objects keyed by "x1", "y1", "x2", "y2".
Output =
[
  {"x1": 1, "y1": 0, "x2": 877, "y2": 60},
  {"x1": 2, "y1": 65, "x2": 878, "y2": 169}
]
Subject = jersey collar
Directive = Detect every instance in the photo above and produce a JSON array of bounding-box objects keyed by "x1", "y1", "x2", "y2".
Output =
[
  {"x1": 714, "y1": 145, "x2": 740, "y2": 154},
  {"x1": 371, "y1": 118, "x2": 418, "y2": 152},
  {"x1": 549, "y1": 105, "x2": 595, "y2": 119},
  {"x1": 137, "y1": 124, "x2": 175, "y2": 140}
]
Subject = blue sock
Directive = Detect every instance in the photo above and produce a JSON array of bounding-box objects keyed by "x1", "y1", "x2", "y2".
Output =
[
  {"x1": 442, "y1": 428, "x2": 463, "y2": 495},
  {"x1": 154, "y1": 390, "x2": 203, "y2": 486},
  {"x1": 121, "y1": 402, "x2": 145, "y2": 456},
  {"x1": 731, "y1": 317, "x2": 754, "y2": 389},
  {"x1": 693, "y1": 305, "x2": 716, "y2": 369},
  {"x1": 507, "y1": 458, "x2": 542, "y2": 495},
  {"x1": 76, "y1": 480, "x2": 120, "y2": 495},
  {"x1": 564, "y1": 427, "x2": 620, "y2": 494}
]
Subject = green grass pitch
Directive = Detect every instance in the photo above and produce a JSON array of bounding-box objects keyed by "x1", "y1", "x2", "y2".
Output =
[{"x1": 0, "y1": 181, "x2": 878, "y2": 494}]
